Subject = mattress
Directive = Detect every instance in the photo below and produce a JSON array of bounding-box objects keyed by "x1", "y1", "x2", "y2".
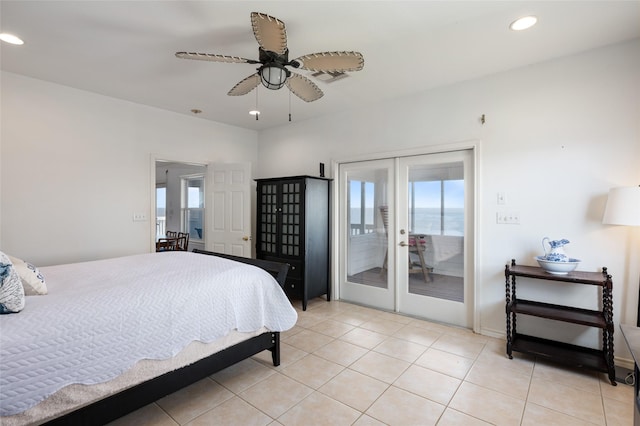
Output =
[{"x1": 0, "y1": 252, "x2": 298, "y2": 417}]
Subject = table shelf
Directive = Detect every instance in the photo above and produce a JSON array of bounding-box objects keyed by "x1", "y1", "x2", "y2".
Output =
[{"x1": 505, "y1": 259, "x2": 615, "y2": 385}]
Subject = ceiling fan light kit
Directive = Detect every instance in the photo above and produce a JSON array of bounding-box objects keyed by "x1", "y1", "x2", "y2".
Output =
[{"x1": 176, "y1": 11, "x2": 364, "y2": 109}]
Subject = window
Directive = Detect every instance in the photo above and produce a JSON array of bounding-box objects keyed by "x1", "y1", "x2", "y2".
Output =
[
  {"x1": 349, "y1": 180, "x2": 375, "y2": 235},
  {"x1": 181, "y1": 175, "x2": 204, "y2": 241},
  {"x1": 156, "y1": 185, "x2": 166, "y2": 237}
]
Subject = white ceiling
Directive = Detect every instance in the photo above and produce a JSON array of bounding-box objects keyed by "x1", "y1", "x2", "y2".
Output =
[{"x1": 2, "y1": 1, "x2": 639, "y2": 131}]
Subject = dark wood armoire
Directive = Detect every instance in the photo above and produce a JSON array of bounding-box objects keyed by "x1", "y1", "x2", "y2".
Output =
[{"x1": 255, "y1": 176, "x2": 331, "y2": 310}]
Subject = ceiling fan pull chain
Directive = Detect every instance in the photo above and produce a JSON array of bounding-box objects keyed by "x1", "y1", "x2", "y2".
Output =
[{"x1": 288, "y1": 89, "x2": 292, "y2": 122}]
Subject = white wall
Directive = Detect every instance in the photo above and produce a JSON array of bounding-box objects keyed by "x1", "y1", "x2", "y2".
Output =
[
  {"x1": 257, "y1": 40, "x2": 640, "y2": 360},
  {"x1": 0, "y1": 71, "x2": 258, "y2": 266}
]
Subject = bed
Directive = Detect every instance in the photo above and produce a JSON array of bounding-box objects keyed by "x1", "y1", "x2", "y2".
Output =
[{"x1": 0, "y1": 249, "x2": 297, "y2": 425}]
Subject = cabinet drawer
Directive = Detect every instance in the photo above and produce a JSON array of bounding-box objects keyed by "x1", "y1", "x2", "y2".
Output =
[{"x1": 284, "y1": 277, "x2": 303, "y2": 299}]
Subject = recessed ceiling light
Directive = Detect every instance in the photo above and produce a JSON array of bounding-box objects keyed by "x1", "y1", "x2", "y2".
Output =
[
  {"x1": 510, "y1": 16, "x2": 537, "y2": 31},
  {"x1": 0, "y1": 33, "x2": 24, "y2": 45}
]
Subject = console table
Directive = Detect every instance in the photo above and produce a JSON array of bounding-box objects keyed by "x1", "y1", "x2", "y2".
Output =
[{"x1": 505, "y1": 259, "x2": 616, "y2": 385}]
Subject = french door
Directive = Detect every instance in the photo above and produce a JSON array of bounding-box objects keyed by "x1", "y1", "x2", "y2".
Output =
[{"x1": 339, "y1": 149, "x2": 474, "y2": 328}]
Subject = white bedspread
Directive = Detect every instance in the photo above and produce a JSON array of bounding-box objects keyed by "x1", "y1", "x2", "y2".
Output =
[{"x1": 0, "y1": 252, "x2": 298, "y2": 416}]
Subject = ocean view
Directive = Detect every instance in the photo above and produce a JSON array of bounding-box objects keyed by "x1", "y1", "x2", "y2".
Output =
[{"x1": 351, "y1": 207, "x2": 464, "y2": 236}]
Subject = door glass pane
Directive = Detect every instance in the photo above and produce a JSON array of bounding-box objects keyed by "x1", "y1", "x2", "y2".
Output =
[
  {"x1": 346, "y1": 169, "x2": 389, "y2": 289},
  {"x1": 406, "y1": 162, "x2": 464, "y2": 302}
]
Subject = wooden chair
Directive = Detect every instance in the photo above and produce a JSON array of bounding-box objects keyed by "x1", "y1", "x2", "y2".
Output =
[
  {"x1": 379, "y1": 205, "x2": 431, "y2": 282},
  {"x1": 166, "y1": 230, "x2": 177, "y2": 237},
  {"x1": 177, "y1": 232, "x2": 189, "y2": 251},
  {"x1": 156, "y1": 238, "x2": 177, "y2": 252}
]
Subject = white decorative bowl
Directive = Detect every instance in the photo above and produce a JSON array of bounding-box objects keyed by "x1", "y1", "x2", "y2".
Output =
[{"x1": 535, "y1": 256, "x2": 581, "y2": 275}]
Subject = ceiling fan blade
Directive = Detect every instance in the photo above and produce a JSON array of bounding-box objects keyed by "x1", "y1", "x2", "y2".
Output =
[
  {"x1": 294, "y1": 51, "x2": 364, "y2": 72},
  {"x1": 251, "y1": 12, "x2": 287, "y2": 55},
  {"x1": 175, "y1": 52, "x2": 257, "y2": 64},
  {"x1": 286, "y1": 73, "x2": 324, "y2": 102},
  {"x1": 228, "y1": 73, "x2": 261, "y2": 96}
]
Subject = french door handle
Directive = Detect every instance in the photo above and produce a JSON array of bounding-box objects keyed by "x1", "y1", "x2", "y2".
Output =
[{"x1": 399, "y1": 241, "x2": 408, "y2": 247}]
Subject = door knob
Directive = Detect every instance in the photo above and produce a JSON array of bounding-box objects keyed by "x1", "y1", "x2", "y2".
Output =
[
  {"x1": 399, "y1": 241, "x2": 408, "y2": 247},
  {"x1": 242, "y1": 236, "x2": 252, "y2": 241}
]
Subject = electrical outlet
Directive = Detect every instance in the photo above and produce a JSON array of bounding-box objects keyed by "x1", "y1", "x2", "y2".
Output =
[
  {"x1": 497, "y1": 211, "x2": 520, "y2": 224},
  {"x1": 133, "y1": 212, "x2": 147, "y2": 222}
]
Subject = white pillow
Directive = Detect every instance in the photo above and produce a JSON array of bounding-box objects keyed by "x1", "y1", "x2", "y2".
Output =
[
  {"x1": 8, "y1": 255, "x2": 47, "y2": 295},
  {"x1": 0, "y1": 251, "x2": 25, "y2": 314}
]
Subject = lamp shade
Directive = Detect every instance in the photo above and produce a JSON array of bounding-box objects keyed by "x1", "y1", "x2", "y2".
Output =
[
  {"x1": 260, "y1": 64, "x2": 288, "y2": 90},
  {"x1": 602, "y1": 185, "x2": 640, "y2": 226}
]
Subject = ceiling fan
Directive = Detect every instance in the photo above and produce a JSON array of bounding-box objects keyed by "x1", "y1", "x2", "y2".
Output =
[{"x1": 175, "y1": 12, "x2": 364, "y2": 103}]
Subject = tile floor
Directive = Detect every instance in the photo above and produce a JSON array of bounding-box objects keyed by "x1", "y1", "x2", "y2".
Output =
[{"x1": 110, "y1": 298, "x2": 633, "y2": 426}]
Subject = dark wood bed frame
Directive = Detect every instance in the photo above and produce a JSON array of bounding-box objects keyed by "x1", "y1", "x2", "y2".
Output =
[{"x1": 45, "y1": 250, "x2": 290, "y2": 425}]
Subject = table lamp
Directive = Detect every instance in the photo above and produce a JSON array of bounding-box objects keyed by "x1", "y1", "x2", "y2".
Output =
[{"x1": 602, "y1": 185, "x2": 640, "y2": 325}]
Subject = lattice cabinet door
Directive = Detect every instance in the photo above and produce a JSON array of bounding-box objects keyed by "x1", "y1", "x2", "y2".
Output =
[
  {"x1": 280, "y1": 181, "x2": 302, "y2": 257},
  {"x1": 258, "y1": 182, "x2": 278, "y2": 256}
]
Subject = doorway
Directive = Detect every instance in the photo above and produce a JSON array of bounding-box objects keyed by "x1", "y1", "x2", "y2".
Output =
[
  {"x1": 155, "y1": 161, "x2": 207, "y2": 252},
  {"x1": 338, "y1": 149, "x2": 475, "y2": 328}
]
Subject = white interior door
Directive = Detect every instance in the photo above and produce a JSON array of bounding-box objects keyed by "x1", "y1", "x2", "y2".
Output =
[
  {"x1": 206, "y1": 162, "x2": 252, "y2": 257},
  {"x1": 339, "y1": 159, "x2": 395, "y2": 311}
]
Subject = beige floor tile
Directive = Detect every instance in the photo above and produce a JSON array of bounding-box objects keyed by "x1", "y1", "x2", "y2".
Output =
[
  {"x1": 278, "y1": 391, "x2": 361, "y2": 426},
  {"x1": 415, "y1": 347, "x2": 475, "y2": 379},
  {"x1": 332, "y1": 311, "x2": 376, "y2": 327},
  {"x1": 292, "y1": 311, "x2": 327, "y2": 329},
  {"x1": 528, "y1": 377, "x2": 605, "y2": 425},
  {"x1": 436, "y1": 408, "x2": 494, "y2": 425},
  {"x1": 521, "y1": 402, "x2": 597, "y2": 426},
  {"x1": 352, "y1": 414, "x2": 387, "y2": 425},
  {"x1": 394, "y1": 364, "x2": 461, "y2": 405},
  {"x1": 465, "y1": 359, "x2": 531, "y2": 400},
  {"x1": 107, "y1": 403, "x2": 178, "y2": 426},
  {"x1": 533, "y1": 360, "x2": 601, "y2": 395},
  {"x1": 312, "y1": 338, "x2": 369, "y2": 366},
  {"x1": 211, "y1": 358, "x2": 276, "y2": 394},
  {"x1": 393, "y1": 324, "x2": 442, "y2": 347},
  {"x1": 185, "y1": 396, "x2": 272, "y2": 426},
  {"x1": 600, "y1": 378, "x2": 634, "y2": 403},
  {"x1": 156, "y1": 378, "x2": 233, "y2": 424},
  {"x1": 476, "y1": 340, "x2": 535, "y2": 377},
  {"x1": 349, "y1": 351, "x2": 411, "y2": 384},
  {"x1": 105, "y1": 299, "x2": 636, "y2": 426},
  {"x1": 284, "y1": 328, "x2": 334, "y2": 353},
  {"x1": 309, "y1": 319, "x2": 355, "y2": 338},
  {"x1": 449, "y1": 381, "x2": 525, "y2": 426},
  {"x1": 318, "y1": 368, "x2": 389, "y2": 412},
  {"x1": 366, "y1": 385, "x2": 445, "y2": 426},
  {"x1": 431, "y1": 333, "x2": 485, "y2": 359},
  {"x1": 603, "y1": 395, "x2": 634, "y2": 426},
  {"x1": 339, "y1": 327, "x2": 388, "y2": 349},
  {"x1": 359, "y1": 319, "x2": 406, "y2": 335},
  {"x1": 373, "y1": 336, "x2": 428, "y2": 363},
  {"x1": 239, "y1": 373, "x2": 313, "y2": 419},
  {"x1": 280, "y1": 353, "x2": 344, "y2": 389}
]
